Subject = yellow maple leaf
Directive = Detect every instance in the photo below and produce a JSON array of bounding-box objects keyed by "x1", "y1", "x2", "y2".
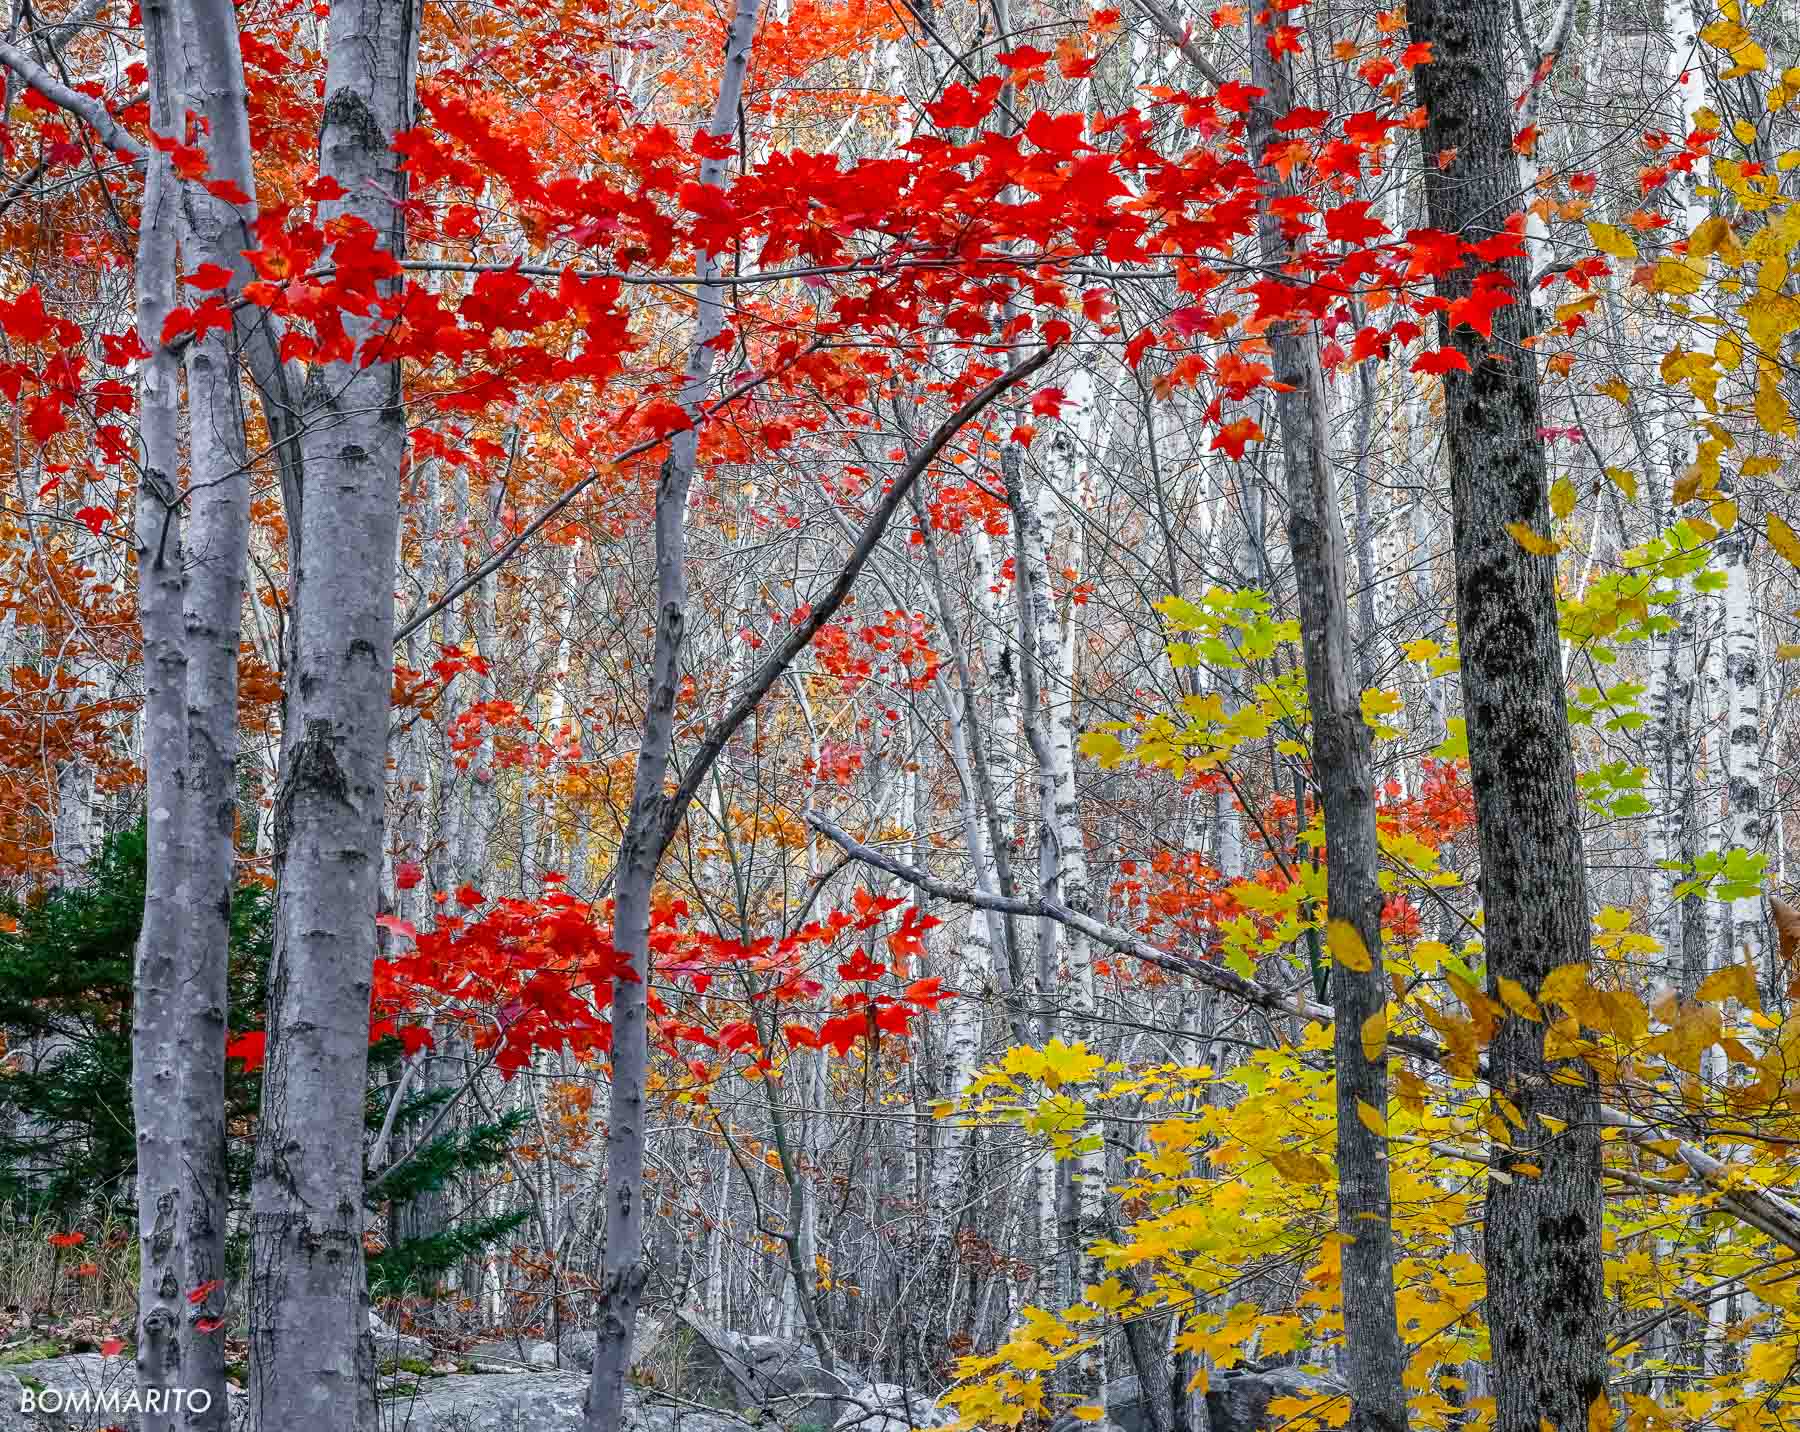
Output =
[
  {"x1": 1695, "y1": 960, "x2": 1761, "y2": 1011},
  {"x1": 1356, "y1": 1099, "x2": 1387, "y2": 1137}
]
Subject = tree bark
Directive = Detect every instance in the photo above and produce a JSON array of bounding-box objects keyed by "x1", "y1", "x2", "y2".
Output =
[
  {"x1": 1247, "y1": 19, "x2": 1407, "y2": 1432},
  {"x1": 582, "y1": 5, "x2": 765, "y2": 1425},
  {"x1": 170, "y1": 0, "x2": 268, "y2": 1409},
  {"x1": 130, "y1": 1, "x2": 199, "y2": 1421},
  {"x1": 249, "y1": 0, "x2": 420, "y2": 1422},
  {"x1": 1406, "y1": 1, "x2": 1610, "y2": 1428}
]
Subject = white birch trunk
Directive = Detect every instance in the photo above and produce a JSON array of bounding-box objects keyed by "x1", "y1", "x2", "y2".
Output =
[{"x1": 249, "y1": 0, "x2": 419, "y2": 1421}]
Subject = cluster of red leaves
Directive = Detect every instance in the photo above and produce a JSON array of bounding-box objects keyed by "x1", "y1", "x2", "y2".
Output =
[
  {"x1": 1106, "y1": 761, "x2": 1477, "y2": 973},
  {"x1": 225, "y1": 876, "x2": 955, "y2": 1088}
]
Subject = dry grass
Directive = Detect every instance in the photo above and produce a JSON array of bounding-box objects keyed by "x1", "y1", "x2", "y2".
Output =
[{"x1": 0, "y1": 1205, "x2": 137, "y2": 1331}]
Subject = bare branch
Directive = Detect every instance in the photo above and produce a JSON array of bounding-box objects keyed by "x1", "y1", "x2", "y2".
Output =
[{"x1": 0, "y1": 42, "x2": 145, "y2": 159}]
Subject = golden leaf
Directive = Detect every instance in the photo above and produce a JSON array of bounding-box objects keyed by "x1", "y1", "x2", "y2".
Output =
[
  {"x1": 1497, "y1": 976, "x2": 1542, "y2": 1021},
  {"x1": 1355, "y1": 1099, "x2": 1387, "y2": 1136},
  {"x1": 1327, "y1": 920, "x2": 1373, "y2": 972},
  {"x1": 1269, "y1": 1149, "x2": 1332, "y2": 1184},
  {"x1": 1651, "y1": 256, "x2": 1705, "y2": 295},
  {"x1": 1768, "y1": 514, "x2": 1800, "y2": 568},
  {"x1": 1361, "y1": 1008, "x2": 1388, "y2": 1064},
  {"x1": 1691, "y1": 215, "x2": 1732, "y2": 262},
  {"x1": 1539, "y1": 963, "x2": 1591, "y2": 1009},
  {"x1": 1505, "y1": 522, "x2": 1562, "y2": 556},
  {"x1": 1757, "y1": 367, "x2": 1796, "y2": 436},
  {"x1": 1603, "y1": 467, "x2": 1639, "y2": 501},
  {"x1": 1695, "y1": 960, "x2": 1762, "y2": 1011}
]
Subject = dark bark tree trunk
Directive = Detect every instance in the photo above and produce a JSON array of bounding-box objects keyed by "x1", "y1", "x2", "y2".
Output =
[
  {"x1": 1406, "y1": 1, "x2": 1610, "y2": 1428},
  {"x1": 1246, "y1": 21, "x2": 1408, "y2": 1432},
  {"x1": 249, "y1": 0, "x2": 420, "y2": 1423}
]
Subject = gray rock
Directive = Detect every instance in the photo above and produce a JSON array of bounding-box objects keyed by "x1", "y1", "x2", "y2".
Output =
[
  {"x1": 555, "y1": 1330, "x2": 596, "y2": 1374},
  {"x1": 557, "y1": 1315, "x2": 665, "y2": 1376},
  {"x1": 1047, "y1": 1374, "x2": 1155, "y2": 1432},
  {"x1": 0, "y1": 1372, "x2": 38, "y2": 1431},
  {"x1": 373, "y1": 1309, "x2": 433, "y2": 1364},
  {"x1": 1049, "y1": 1368, "x2": 1345, "y2": 1432},
  {"x1": 0, "y1": 1354, "x2": 247, "y2": 1431},
  {"x1": 672, "y1": 1307, "x2": 852, "y2": 1419},
  {"x1": 379, "y1": 1373, "x2": 754, "y2": 1432},
  {"x1": 1206, "y1": 1369, "x2": 1345, "y2": 1432},
  {"x1": 465, "y1": 1340, "x2": 559, "y2": 1371},
  {"x1": 831, "y1": 1383, "x2": 956, "y2": 1432}
]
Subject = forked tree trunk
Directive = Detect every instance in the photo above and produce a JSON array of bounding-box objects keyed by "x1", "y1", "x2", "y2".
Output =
[
  {"x1": 1406, "y1": 1, "x2": 1610, "y2": 1428},
  {"x1": 1247, "y1": 20, "x2": 1408, "y2": 1432},
  {"x1": 249, "y1": 0, "x2": 420, "y2": 1423},
  {"x1": 583, "y1": 3, "x2": 762, "y2": 1425}
]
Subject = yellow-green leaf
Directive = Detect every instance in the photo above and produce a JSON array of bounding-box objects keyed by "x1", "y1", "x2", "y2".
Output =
[
  {"x1": 1586, "y1": 222, "x2": 1637, "y2": 259},
  {"x1": 1549, "y1": 476, "x2": 1576, "y2": 519}
]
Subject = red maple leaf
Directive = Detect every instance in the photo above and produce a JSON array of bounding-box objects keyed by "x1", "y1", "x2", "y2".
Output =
[
  {"x1": 226, "y1": 1030, "x2": 267, "y2": 1072},
  {"x1": 1265, "y1": 25, "x2": 1304, "y2": 58},
  {"x1": 1211, "y1": 417, "x2": 1265, "y2": 460},
  {"x1": 1412, "y1": 348, "x2": 1472, "y2": 376},
  {"x1": 1323, "y1": 200, "x2": 1388, "y2": 246}
]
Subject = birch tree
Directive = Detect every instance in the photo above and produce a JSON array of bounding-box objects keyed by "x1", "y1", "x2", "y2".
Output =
[{"x1": 248, "y1": 0, "x2": 421, "y2": 1420}]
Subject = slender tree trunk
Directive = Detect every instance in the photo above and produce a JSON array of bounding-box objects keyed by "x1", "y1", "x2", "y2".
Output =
[
  {"x1": 130, "y1": 3, "x2": 198, "y2": 1421},
  {"x1": 249, "y1": 0, "x2": 420, "y2": 1422},
  {"x1": 1246, "y1": 21, "x2": 1407, "y2": 1432},
  {"x1": 172, "y1": 0, "x2": 261, "y2": 1397},
  {"x1": 583, "y1": 4, "x2": 762, "y2": 1425},
  {"x1": 1407, "y1": 2, "x2": 1610, "y2": 1429}
]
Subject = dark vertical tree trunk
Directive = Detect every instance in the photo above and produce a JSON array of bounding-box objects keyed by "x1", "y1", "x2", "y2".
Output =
[
  {"x1": 249, "y1": 0, "x2": 420, "y2": 1423},
  {"x1": 1406, "y1": 1, "x2": 1610, "y2": 1428},
  {"x1": 1246, "y1": 21, "x2": 1408, "y2": 1432}
]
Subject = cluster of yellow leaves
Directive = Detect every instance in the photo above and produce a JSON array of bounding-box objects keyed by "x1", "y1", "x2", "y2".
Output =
[{"x1": 940, "y1": 901, "x2": 1800, "y2": 1432}]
